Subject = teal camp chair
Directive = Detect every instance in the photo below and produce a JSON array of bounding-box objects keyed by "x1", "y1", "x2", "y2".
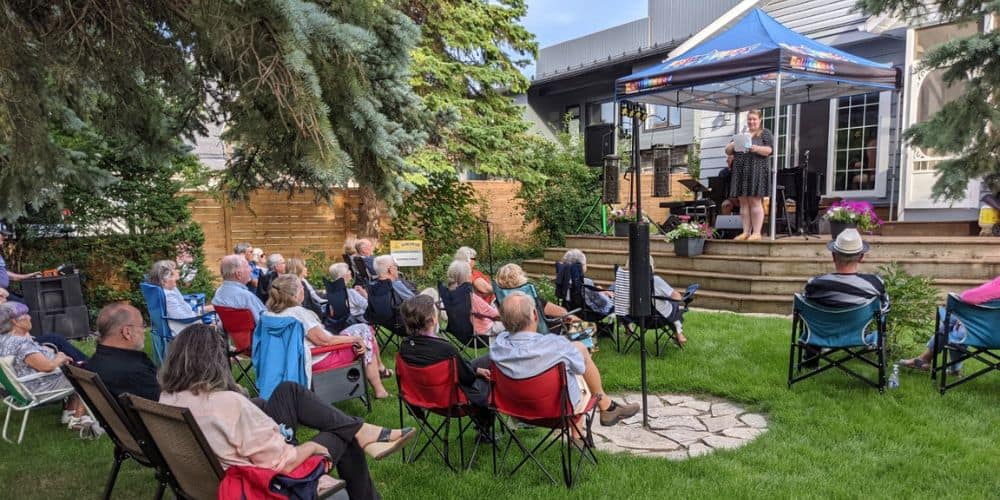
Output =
[
  {"x1": 931, "y1": 293, "x2": 1000, "y2": 394},
  {"x1": 788, "y1": 294, "x2": 886, "y2": 392},
  {"x1": 1, "y1": 356, "x2": 75, "y2": 444},
  {"x1": 139, "y1": 282, "x2": 211, "y2": 365},
  {"x1": 493, "y1": 282, "x2": 572, "y2": 334}
]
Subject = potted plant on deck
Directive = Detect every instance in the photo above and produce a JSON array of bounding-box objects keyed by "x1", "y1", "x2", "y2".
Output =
[
  {"x1": 823, "y1": 200, "x2": 882, "y2": 239},
  {"x1": 665, "y1": 221, "x2": 710, "y2": 257},
  {"x1": 609, "y1": 207, "x2": 638, "y2": 237}
]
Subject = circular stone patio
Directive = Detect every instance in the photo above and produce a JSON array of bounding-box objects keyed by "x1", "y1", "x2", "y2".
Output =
[{"x1": 592, "y1": 393, "x2": 768, "y2": 460}]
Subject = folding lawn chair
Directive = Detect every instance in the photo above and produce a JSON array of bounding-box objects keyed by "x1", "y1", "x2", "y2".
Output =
[
  {"x1": 490, "y1": 362, "x2": 597, "y2": 488},
  {"x1": 437, "y1": 282, "x2": 491, "y2": 356},
  {"x1": 493, "y1": 282, "x2": 575, "y2": 335},
  {"x1": 787, "y1": 294, "x2": 886, "y2": 392},
  {"x1": 612, "y1": 266, "x2": 698, "y2": 356},
  {"x1": 214, "y1": 306, "x2": 259, "y2": 397},
  {"x1": 119, "y1": 394, "x2": 343, "y2": 500},
  {"x1": 554, "y1": 262, "x2": 614, "y2": 339},
  {"x1": 353, "y1": 256, "x2": 376, "y2": 287},
  {"x1": 0, "y1": 355, "x2": 76, "y2": 444},
  {"x1": 252, "y1": 315, "x2": 370, "y2": 410},
  {"x1": 365, "y1": 279, "x2": 406, "y2": 351},
  {"x1": 61, "y1": 364, "x2": 178, "y2": 499},
  {"x1": 140, "y1": 282, "x2": 213, "y2": 365},
  {"x1": 931, "y1": 293, "x2": 1000, "y2": 394},
  {"x1": 395, "y1": 355, "x2": 492, "y2": 472},
  {"x1": 322, "y1": 277, "x2": 352, "y2": 334}
]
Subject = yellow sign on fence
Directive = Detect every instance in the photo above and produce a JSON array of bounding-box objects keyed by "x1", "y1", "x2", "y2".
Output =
[{"x1": 389, "y1": 240, "x2": 424, "y2": 267}]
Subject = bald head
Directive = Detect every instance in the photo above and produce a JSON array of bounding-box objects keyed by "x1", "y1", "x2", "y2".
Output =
[
  {"x1": 499, "y1": 291, "x2": 536, "y2": 333},
  {"x1": 96, "y1": 303, "x2": 145, "y2": 350}
]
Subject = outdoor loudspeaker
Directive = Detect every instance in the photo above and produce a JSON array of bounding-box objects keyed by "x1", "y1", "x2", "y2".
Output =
[
  {"x1": 603, "y1": 155, "x2": 620, "y2": 203},
  {"x1": 715, "y1": 215, "x2": 742, "y2": 230},
  {"x1": 584, "y1": 124, "x2": 615, "y2": 167},
  {"x1": 652, "y1": 146, "x2": 672, "y2": 197},
  {"x1": 628, "y1": 223, "x2": 652, "y2": 318}
]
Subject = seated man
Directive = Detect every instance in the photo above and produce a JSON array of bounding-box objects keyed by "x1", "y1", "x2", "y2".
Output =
[
  {"x1": 613, "y1": 258, "x2": 689, "y2": 346},
  {"x1": 489, "y1": 291, "x2": 638, "y2": 427},
  {"x1": 212, "y1": 254, "x2": 267, "y2": 321},
  {"x1": 373, "y1": 255, "x2": 414, "y2": 301},
  {"x1": 900, "y1": 274, "x2": 1000, "y2": 374},
  {"x1": 87, "y1": 303, "x2": 160, "y2": 401},
  {"x1": 355, "y1": 238, "x2": 377, "y2": 279},
  {"x1": 255, "y1": 253, "x2": 286, "y2": 303}
]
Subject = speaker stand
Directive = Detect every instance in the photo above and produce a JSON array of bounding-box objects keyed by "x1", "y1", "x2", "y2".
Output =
[{"x1": 574, "y1": 196, "x2": 614, "y2": 236}]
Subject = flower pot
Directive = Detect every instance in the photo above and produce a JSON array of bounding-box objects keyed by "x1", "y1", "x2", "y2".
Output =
[
  {"x1": 614, "y1": 221, "x2": 630, "y2": 237},
  {"x1": 673, "y1": 237, "x2": 705, "y2": 257},
  {"x1": 829, "y1": 221, "x2": 857, "y2": 240}
]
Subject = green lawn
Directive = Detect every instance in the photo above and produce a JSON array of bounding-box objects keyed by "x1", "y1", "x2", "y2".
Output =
[{"x1": 2, "y1": 311, "x2": 997, "y2": 499}]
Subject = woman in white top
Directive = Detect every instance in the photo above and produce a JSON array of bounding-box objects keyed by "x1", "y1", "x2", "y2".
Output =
[
  {"x1": 264, "y1": 275, "x2": 390, "y2": 399},
  {"x1": 327, "y1": 263, "x2": 368, "y2": 323},
  {"x1": 148, "y1": 260, "x2": 213, "y2": 336}
]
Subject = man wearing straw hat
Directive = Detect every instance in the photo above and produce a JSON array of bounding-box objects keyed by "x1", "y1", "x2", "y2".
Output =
[{"x1": 803, "y1": 228, "x2": 890, "y2": 313}]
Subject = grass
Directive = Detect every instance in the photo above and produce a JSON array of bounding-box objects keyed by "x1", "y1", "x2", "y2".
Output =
[{"x1": 1, "y1": 310, "x2": 998, "y2": 499}]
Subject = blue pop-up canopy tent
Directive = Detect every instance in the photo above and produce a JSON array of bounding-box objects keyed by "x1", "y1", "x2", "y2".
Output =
[{"x1": 615, "y1": 8, "x2": 900, "y2": 238}]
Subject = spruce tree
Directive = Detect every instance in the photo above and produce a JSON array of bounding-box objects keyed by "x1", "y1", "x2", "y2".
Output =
[
  {"x1": 859, "y1": 0, "x2": 1000, "y2": 199},
  {"x1": 0, "y1": 0, "x2": 428, "y2": 218}
]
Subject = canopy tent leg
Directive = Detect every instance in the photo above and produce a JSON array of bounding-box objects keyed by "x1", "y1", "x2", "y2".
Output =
[{"x1": 769, "y1": 73, "x2": 782, "y2": 240}]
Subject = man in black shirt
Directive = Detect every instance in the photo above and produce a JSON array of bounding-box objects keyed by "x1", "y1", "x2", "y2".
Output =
[{"x1": 87, "y1": 303, "x2": 160, "y2": 401}]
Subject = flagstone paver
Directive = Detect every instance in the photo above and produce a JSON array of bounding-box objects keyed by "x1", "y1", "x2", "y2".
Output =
[{"x1": 593, "y1": 393, "x2": 768, "y2": 460}]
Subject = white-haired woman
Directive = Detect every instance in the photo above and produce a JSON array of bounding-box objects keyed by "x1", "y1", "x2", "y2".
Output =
[
  {"x1": 454, "y1": 246, "x2": 494, "y2": 304},
  {"x1": 560, "y1": 249, "x2": 614, "y2": 317},
  {"x1": 265, "y1": 275, "x2": 391, "y2": 398},
  {"x1": 148, "y1": 259, "x2": 212, "y2": 336},
  {"x1": 328, "y1": 262, "x2": 368, "y2": 324},
  {"x1": 447, "y1": 260, "x2": 504, "y2": 336}
]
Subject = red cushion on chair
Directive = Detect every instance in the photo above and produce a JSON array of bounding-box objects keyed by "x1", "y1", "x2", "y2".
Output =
[{"x1": 310, "y1": 344, "x2": 360, "y2": 373}]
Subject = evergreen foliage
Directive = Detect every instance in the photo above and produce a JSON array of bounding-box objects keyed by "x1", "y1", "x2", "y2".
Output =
[
  {"x1": 397, "y1": 0, "x2": 540, "y2": 180},
  {"x1": 0, "y1": 0, "x2": 428, "y2": 218},
  {"x1": 859, "y1": 0, "x2": 1000, "y2": 198}
]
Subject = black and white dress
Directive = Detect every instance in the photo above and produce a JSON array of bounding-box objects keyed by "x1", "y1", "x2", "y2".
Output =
[{"x1": 729, "y1": 128, "x2": 773, "y2": 198}]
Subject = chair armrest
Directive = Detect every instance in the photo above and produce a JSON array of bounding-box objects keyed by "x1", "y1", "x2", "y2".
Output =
[
  {"x1": 310, "y1": 343, "x2": 356, "y2": 356},
  {"x1": 17, "y1": 370, "x2": 64, "y2": 383}
]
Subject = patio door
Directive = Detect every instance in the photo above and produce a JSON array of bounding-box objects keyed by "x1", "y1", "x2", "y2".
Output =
[{"x1": 901, "y1": 21, "x2": 981, "y2": 212}]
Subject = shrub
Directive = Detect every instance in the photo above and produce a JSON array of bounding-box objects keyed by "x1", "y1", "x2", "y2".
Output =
[{"x1": 878, "y1": 262, "x2": 939, "y2": 356}]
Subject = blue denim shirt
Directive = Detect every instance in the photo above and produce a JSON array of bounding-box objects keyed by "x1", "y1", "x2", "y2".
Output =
[
  {"x1": 212, "y1": 280, "x2": 267, "y2": 321},
  {"x1": 490, "y1": 330, "x2": 585, "y2": 406}
]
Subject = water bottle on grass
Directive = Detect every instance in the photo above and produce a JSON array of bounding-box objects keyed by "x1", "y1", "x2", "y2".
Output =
[{"x1": 888, "y1": 363, "x2": 900, "y2": 389}]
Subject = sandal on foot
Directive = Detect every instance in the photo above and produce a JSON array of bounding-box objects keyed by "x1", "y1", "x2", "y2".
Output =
[
  {"x1": 378, "y1": 368, "x2": 394, "y2": 379},
  {"x1": 363, "y1": 427, "x2": 415, "y2": 460},
  {"x1": 899, "y1": 358, "x2": 929, "y2": 371}
]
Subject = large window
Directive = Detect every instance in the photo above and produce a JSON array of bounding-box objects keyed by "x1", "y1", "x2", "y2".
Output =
[
  {"x1": 759, "y1": 105, "x2": 796, "y2": 169},
  {"x1": 586, "y1": 101, "x2": 615, "y2": 126},
  {"x1": 646, "y1": 104, "x2": 681, "y2": 129},
  {"x1": 832, "y1": 92, "x2": 880, "y2": 192}
]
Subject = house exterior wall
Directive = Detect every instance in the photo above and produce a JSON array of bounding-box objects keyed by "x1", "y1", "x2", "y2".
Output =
[
  {"x1": 648, "y1": 0, "x2": 743, "y2": 46},
  {"x1": 536, "y1": 19, "x2": 650, "y2": 80}
]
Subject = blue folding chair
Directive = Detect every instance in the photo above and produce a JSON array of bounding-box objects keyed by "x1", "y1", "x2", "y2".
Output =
[
  {"x1": 931, "y1": 293, "x2": 1000, "y2": 394},
  {"x1": 493, "y1": 282, "x2": 564, "y2": 334},
  {"x1": 788, "y1": 294, "x2": 886, "y2": 392},
  {"x1": 139, "y1": 283, "x2": 208, "y2": 366}
]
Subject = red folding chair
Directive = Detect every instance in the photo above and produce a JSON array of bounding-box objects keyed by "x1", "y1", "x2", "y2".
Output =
[
  {"x1": 395, "y1": 354, "x2": 492, "y2": 472},
  {"x1": 490, "y1": 362, "x2": 597, "y2": 488},
  {"x1": 215, "y1": 306, "x2": 258, "y2": 396}
]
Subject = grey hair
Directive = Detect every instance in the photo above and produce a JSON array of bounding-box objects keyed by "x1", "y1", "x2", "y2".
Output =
[
  {"x1": 355, "y1": 238, "x2": 373, "y2": 254},
  {"x1": 148, "y1": 260, "x2": 177, "y2": 286},
  {"x1": 561, "y1": 249, "x2": 586, "y2": 266},
  {"x1": 499, "y1": 291, "x2": 535, "y2": 333},
  {"x1": 454, "y1": 246, "x2": 477, "y2": 262},
  {"x1": 374, "y1": 255, "x2": 396, "y2": 277},
  {"x1": 266, "y1": 253, "x2": 284, "y2": 270},
  {"x1": 328, "y1": 262, "x2": 350, "y2": 282},
  {"x1": 233, "y1": 242, "x2": 252, "y2": 255},
  {"x1": 219, "y1": 254, "x2": 244, "y2": 280},
  {"x1": 446, "y1": 260, "x2": 472, "y2": 289},
  {"x1": 833, "y1": 252, "x2": 863, "y2": 266}
]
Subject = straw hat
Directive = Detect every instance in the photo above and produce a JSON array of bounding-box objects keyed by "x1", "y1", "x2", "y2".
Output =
[{"x1": 827, "y1": 228, "x2": 870, "y2": 255}]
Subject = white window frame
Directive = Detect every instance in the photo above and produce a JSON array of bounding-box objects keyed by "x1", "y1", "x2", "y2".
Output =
[
  {"x1": 760, "y1": 104, "x2": 800, "y2": 169},
  {"x1": 826, "y1": 91, "x2": 891, "y2": 198}
]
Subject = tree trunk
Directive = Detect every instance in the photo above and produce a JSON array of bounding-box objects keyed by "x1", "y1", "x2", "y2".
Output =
[{"x1": 356, "y1": 186, "x2": 382, "y2": 239}]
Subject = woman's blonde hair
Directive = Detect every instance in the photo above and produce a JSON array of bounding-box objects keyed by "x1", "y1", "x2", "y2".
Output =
[
  {"x1": 495, "y1": 263, "x2": 528, "y2": 289},
  {"x1": 343, "y1": 238, "x2": 357, "y2": 257},
  {"x1": 747, "y1": 109, "x2": 764, "y2": 137},
  {"x1": 286, "y1": 257, "x2": 307, "y2": 278},
  {"x1": 447, "y1": 260, "x2": 472, "y2": 289},
  {"x1": 266, "y1": 274, "x2": 303, "y2": 313}
]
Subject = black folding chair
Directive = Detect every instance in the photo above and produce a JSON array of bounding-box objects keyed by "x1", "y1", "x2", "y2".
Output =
[
  {"x1": 612, "y1": 265, "x2": 697, "y2": 355},
  {"x1": 554, "y1": 262, "x2": 614, "y2": 338},
  {"x1": 788, "y1": 294, "x2": 887, "y2": 392},
  {"x1": 931, "y1": 293, "x2": 1000, "y2": 394},
  {"x1": 365, "y1": 279, "x2": 406, "y2": 351},
  {"x1": 353, "y1": 255, "x2": 375, "y2": 287},
  {"x1": 322, "y1": 277, "x2": 352, "y2": 334},
  {"x1": 438, "y1": 282, "x2": 492, "y2": 357}
]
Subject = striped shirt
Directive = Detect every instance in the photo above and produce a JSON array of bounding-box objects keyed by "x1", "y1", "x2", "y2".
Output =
[{"x1": 803, "y1": 273, "x2": 889, "y2": 312}]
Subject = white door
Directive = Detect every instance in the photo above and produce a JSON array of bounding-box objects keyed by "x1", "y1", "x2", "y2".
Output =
[{"x1": 901, "y1": 22, "x2": 981, "y2": 213}]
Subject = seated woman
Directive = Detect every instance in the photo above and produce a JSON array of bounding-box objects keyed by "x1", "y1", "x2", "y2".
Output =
[
  {"x1": 0, "y1": 302, "x2": 95, "y2": 434},
  {"x1": 447, "y1": 260, "x2": 504, "y2": 337},
  {"x1": 494, "y1": 263, "x2": 579, "y2": 324},
  {"x1": 560, "y1": 249, "x2": 614, "y2": 318},
  {"x1": 454, "y1": 246, "x2": 494, "y2": 304},
  {"x1": 328, "y1": 263, "x2": 368, "y2": 325},
  {"x1": 159, "y1": 324, "x2": 415, "y2": 500},
  {"x1": 900, "y1": 275, "x2": 1000, "y2": 374},
  {"x1": 264, "y1": 275, "x2": 392, "y2": 398},
  {"x1": 613, "y1": 258, "x2": 688, "y2": 346},
  {"x1": 148, "y1": 259, "x2": 212, "y2": 337},
  {"x1": 398, "y1": 294, "x2": 494, "y2": 439},
  {"x1": 286, "y1": 258, "x2": 327, "y2": 318}
]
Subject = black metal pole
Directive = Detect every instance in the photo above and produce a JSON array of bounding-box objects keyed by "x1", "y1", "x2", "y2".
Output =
[
  {"x1": 484, "y1": 220, "x2": 495, "y2": 276},
  {"x1": 631, "y1": 111, "x2": 651, "y2": 429}
]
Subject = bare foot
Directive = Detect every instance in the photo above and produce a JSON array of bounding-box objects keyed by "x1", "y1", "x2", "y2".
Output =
[{"x1": 374, "y1": 390, "x2": 391, "y2": 399}]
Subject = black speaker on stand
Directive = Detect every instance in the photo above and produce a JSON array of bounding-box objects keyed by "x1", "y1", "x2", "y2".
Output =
[
  {"x1": 603, "y1": 155, "x2": 620, "y2": 204},
  {"x1": 584, "y1": 124, "x2": 616, "y2": 167}
]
